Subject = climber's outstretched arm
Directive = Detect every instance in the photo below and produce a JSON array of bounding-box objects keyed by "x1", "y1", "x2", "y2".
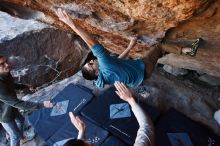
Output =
[
  {"x1": 118, "y1": 37, "x2": 138, "y2": 59},
  {"x1": 55, "y1": 8, "x2": 98, "y2": 48}
]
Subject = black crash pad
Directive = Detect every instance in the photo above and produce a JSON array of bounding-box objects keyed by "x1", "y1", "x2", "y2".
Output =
[
  {"x1": 47, "y1": 115, "x2": 109, "y2": 146},
  {"x1": 81, "y1": 86, "x2": 160, "y2": 145},
  {"x1": 155, "y1": 108, "x2": 220, "y2": 146},
  {"x1": 28, "y1": 84, "x2": 94, "y2": 142},
  {"x1": 100, "y1": 136, "x2": 127, "y2": 146}
]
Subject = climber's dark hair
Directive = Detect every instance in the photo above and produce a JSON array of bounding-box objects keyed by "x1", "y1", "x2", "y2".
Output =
[
  {"x1": 83, "y1": 52, "x2": 97, "y2": 65},
  {"x1": 81, "y1": 65, "x2": 97, "y2": 80},
  {"x1": 63, "y1": 139, "x2": 87, "y2": 146},
  {"x1": 81, "y1": 52, "x2": 97, "y2": 80}
]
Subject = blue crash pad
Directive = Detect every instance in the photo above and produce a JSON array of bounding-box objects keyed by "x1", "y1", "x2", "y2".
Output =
[
  {"x1": 28, "y1": 84, "x2": 94, "y2": 142},
  {"x1": 100, "y1": 136, "x2": 127, "y2": 146},
  {"x1": 47, "y1": 115, "x2": 108, "y2": 146},
  {"x1": 81, "y1": 86, "x2": 160, "y2": 145},
  {"x1": 155, "y1": 108, "x2": 220, "y2": 146},
  {"x1": 109, "y1": 102, "x2": 131, "y2": 119}
]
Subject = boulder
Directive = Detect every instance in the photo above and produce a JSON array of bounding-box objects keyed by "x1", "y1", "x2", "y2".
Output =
[
  {"x1": 158, "y1": 53, "x2": 220, "y2": 78},
  {"x1": 0, "y1": 12, "x2": 89, "y2": 87},
  {"x1": 163, "y1": 64, "x2": 189, "y2": 76},
  {"x1": 0, "y1": 0, "x2": 213, "y2": 58},
  {"x1": 199, "y1": 74, "x2": 220, "y2": 86},
  {"x1": 161, "y1": 0, "x2": 220, "y2": 78},
  {"x1": 0, "y1": 11, "x2": 48, "y2": 43}
]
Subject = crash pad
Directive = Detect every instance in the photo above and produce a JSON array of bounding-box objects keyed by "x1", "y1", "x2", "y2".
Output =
[
  {"x1": 81, "y1": 86, "x2": 160, "y2": 145},
  {"x1": 28, "y1": 84, "x2": 94, "y2": 142},
  {"x1": 155, "y1": 108, "x2": 220, "y2": 146}
]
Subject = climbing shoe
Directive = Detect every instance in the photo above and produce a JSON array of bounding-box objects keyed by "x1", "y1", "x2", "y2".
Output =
[{"x1": 187, "y1": 38, "x2": 202, "y2": 56}]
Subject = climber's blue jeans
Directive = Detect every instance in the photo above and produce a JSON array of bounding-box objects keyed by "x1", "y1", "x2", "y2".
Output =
[{"x1": 1, "y1": 113, "x2": 25, "y2": 146}]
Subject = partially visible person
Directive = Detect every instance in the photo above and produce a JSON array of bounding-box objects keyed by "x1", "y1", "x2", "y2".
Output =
[
  {"x1": 64, "y1": 112, "x2": 91, "y2": 146},
  {"x1": 114, "y1": 81, "x2": 154, "y2": 146},
  {"x1": 64, "y1": 81, "x2": 154, "y2": 146},
  {"x1": 0, "y1": 55, "x2": 54, "y2": 146}
]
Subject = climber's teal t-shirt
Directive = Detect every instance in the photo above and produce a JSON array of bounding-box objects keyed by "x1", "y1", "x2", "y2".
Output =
[{"x1": 91, "y1": 44, "x2": 145, "y2": 88}]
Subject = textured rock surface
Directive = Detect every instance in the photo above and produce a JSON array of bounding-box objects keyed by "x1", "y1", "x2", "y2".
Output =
[
  {"x1": 0, "y1": 10, "x2": 90, "y2": 87},
  {"x1": 163, "y1": 64, "x2": 188, "y2": 76},
  {"x1": 0, "y1": 11, "x2": 48, "y2": 43},
  {"x1": 1, "y1": 0, "x2": 219, "y2": 79},
  {"x1": 199, "y1": 74, "x2": 220, "y2": 86},
  {"x1": 140, "y1": 70, "x2": 220, "y2": 134},
  {"x1": 0, "y1": 26, "x2": 89, "y2": 87},
  {"x1": 1, "y1": 0, "x2": 219, "y2": 78},
  {"x1": 159, "y1": 0, "x2": 220, "y2": 77},
  {"x1": 158, "y1": 53, "x2": 220, "y2": 78},
  {"x1": 0, "y1": 0, "x2": 213, "y2": 57},
  {"x1": 4, "y1": 0, "x2": 211, "y2": 36}
]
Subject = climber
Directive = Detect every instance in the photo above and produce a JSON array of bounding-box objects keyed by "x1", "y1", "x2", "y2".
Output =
[
  {"x1": 55, "y1": 8, "x2": 161, "y2": 88},
  {"x1": 0, "y1": 55, "x2": 54, "y2": 146},
  {"x1": 64, "y1": 81, "x2": 154, "y2": 146}
]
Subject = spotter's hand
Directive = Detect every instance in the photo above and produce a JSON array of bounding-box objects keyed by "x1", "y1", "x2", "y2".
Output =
[
  {"x1": 69, "y1": 112, "x2": 86, "y2": 133},
  {"x1": 43, "y1": 101, "x2": 54, "y2": 108}
]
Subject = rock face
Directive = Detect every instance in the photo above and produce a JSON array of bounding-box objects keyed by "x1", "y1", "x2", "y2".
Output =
[
  {"x1": 158, "y1": 52, "x2": 220, "y2": 78},
  {"x1": 1, "y1": 0, "x2": 219, "y2": 79},
  {"x1": 141, "y1": 70, "x2": 220, "y2": 134},
  {"x1": 159, "y1": 0, "x2": 220, "y2": 78},
  {"x1": 0, "y1": 13, "x2": 89, "y2": 87},
  {"x1": 1, "y1": 0, "x2": 209, "y2": 38},
  {"x1": 163, "y1": 64, "x2": 188, "y2": 76},
  {"x1": 0, "y1": 11, "x2": 48, "y2": 43},
  {"x1": 0, "y1": 28, "x2": 89, "y2": 87}
]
